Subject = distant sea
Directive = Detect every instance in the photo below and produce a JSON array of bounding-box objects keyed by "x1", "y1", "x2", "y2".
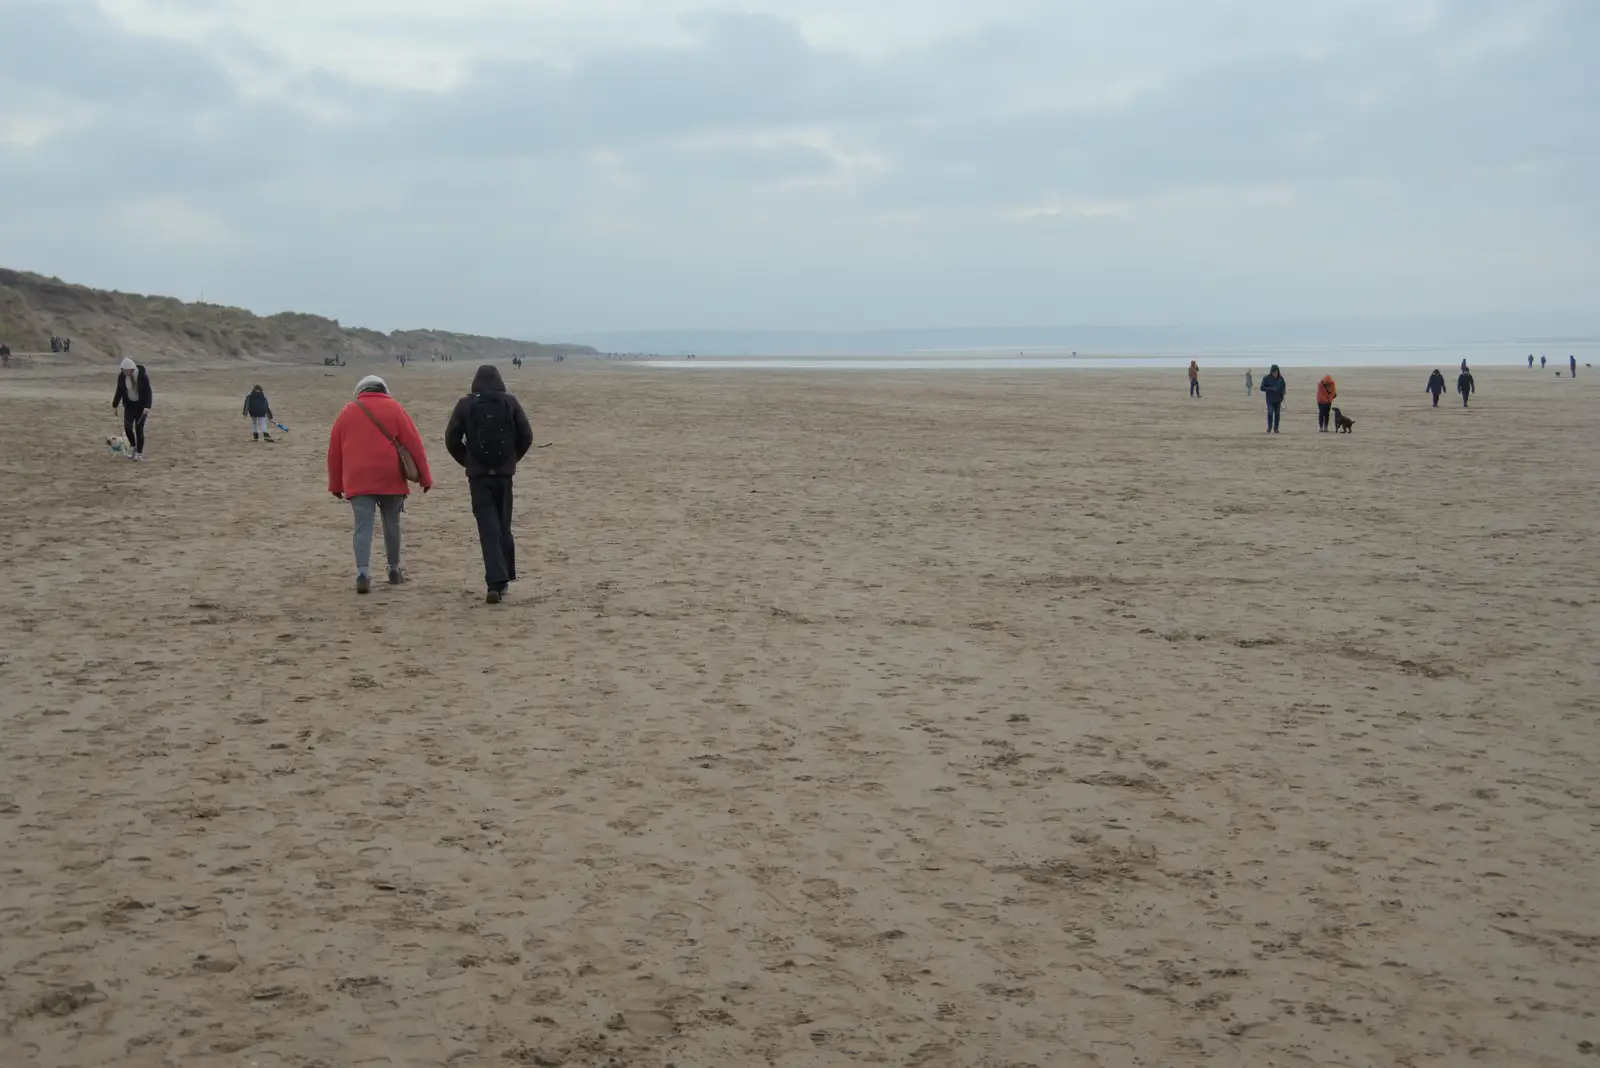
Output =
[{"x1": 638, "y1": 341, "x2": 1600, "y2": 372}]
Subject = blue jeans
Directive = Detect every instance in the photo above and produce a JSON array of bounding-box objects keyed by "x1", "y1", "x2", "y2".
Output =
[
  {"x1": 351, "y1": 495, "x2": 404, "y2": 577},
  {"x1": 1266, "y1": 402, "x2": 1281, "y2": 432}
]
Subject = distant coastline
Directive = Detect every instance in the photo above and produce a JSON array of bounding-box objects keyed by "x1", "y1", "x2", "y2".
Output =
[
  {"x1": 639, "y1": 342, "x2": 1600, "y2": 372},
  {"x1": 569, "y1": 320, "x2": 1600, "y2": 358}
]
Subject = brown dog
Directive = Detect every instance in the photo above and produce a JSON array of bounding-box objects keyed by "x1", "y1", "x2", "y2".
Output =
[{"x1": 1332, "y1": 407, "x2": 1354, "y2": 433}]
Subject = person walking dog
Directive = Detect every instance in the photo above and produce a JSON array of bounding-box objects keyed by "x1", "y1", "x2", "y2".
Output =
[
  {"x1": 112, "y1": 357, "x2": 153, "y2": 460},
  {"x1": 1316, "y1": 374, "x2": 1337, "y2": 432}
]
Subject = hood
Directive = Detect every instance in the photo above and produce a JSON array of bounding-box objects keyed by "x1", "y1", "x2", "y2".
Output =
[
  {"x1": 120, "y1": 357, "x2": 137, "y2": 371},
  {"x1": 471, "y1": 364, "x2": 506, "y2": 393}
]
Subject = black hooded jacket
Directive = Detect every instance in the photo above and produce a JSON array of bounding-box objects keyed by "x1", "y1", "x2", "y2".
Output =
[
  {"x1": 444, "y1": 364, "x2": 534, "y2": 477},
  {"x1": 113, "y1": 365, "x2": 154, "y2": 412},
  {"x1": 1259, "y1": 372, "x2": 1286, "y2": 405},
  {"x1": 1458, "y1": 371, "x2": 1475, "y2": 395},
  {"x1": 243, "y1": 388, "x2": 273, "y2": 419},
  {"x1": 1427, "y1": 370, "x2": 1447, "y2": 395}
]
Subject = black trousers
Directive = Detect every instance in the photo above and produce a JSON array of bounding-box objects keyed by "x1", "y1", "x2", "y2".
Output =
[
  {"x1": 1317, "y1": 401, "x2": 1332, "y2": 429},
  {"x1": 123, "y1": 408, "x2": 148, "y2": 452},
  {"x1": 469, "y1": 476, "x2": 516, "y2": 590}
]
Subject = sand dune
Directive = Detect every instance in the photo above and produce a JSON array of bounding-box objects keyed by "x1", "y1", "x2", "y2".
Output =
[{"x1": 1, "y1": 363, "x2": 1596, "y2": 1067}]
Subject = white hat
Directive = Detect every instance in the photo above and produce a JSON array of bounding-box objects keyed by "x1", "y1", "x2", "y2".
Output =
[
  {"x1": 119, "y1": 357, "x2": 136, "y2": 371},
  {"x1": 354, "y1": 375, "x2": 388, "y2": 396}
]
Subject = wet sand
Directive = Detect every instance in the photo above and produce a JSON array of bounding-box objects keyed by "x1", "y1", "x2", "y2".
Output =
[{"x1": 1, "y1": 363, "x2": 1596, "y2": 1067}]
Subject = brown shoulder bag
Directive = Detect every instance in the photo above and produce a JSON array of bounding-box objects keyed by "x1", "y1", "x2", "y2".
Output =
[{"x1": 354, "y1": 400, "x2": 421, "y2": 483}]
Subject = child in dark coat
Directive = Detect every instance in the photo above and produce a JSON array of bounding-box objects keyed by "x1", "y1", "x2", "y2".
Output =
[{"x1": 243, "y1": 386, "x2": 275, "y2": 442}]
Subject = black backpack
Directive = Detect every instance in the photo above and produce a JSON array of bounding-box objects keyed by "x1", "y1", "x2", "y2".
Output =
[{"x1": 467, "y1": 393, "x2": 516, "y2": 471}]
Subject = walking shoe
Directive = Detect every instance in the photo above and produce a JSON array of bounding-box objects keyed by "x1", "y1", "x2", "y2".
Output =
[
  {"x1": 388, "y1": 568, "x2": 405, "y2": 585},
  {"x1": 252, "y1": 433, "x2": 259, "y2": 441},
  {"x1": 356, "y1": 574, "x2": 371, "y2": 595},
  {"x1": 485, "y1": 588, "x2": 503, "y2": 604},
  {"x1": 263, "y1": 434, "x2": 275, "y2": 443}
]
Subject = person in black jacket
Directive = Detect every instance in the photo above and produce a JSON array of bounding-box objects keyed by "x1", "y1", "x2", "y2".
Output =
[
  {"x1": 112, "y1": 357, "x2": 154, "y2": 460},
  {"x1": 444, "y1": 365, "x2": 535, "y2": 603},
  {"x1": 1457, "y1": 367, "x2": 1475, "y2": 408},
  {"x1": 1259, "y1": 364, "x2": 1286, "y2": 433},
  {"x1": 243, "y1": 385, "x2": 276, "y2": 442},
  {"x1": 1425, "y1": 369, "x2": 1447, "y2": 406}
]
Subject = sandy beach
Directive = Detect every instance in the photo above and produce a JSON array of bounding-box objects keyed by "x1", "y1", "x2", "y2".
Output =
[{"x1": 1, "y1": 362, "x2": 1596, "y2": 1068}]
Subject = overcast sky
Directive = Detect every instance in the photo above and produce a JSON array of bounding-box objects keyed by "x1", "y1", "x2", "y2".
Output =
[{"x1": 1, "y1": 0, "x2": 1595, "y2": 339}]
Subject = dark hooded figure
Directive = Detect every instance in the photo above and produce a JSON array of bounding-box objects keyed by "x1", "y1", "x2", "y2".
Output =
[
  {"x1": 1426, "y1": 369, "x2": 1447, "y2": 406},
  {"x1": 243, "y1": 385, "x2": 275, "y2": 441},
  {"x1": 444, "y1": 365, "x2": 534, "y2": 604},
  {"x1": 1259, "y1": 364, "x2": 1286, "y2": 433},
  {"x1": 1458, "y1": 367, "x2": 1475, "y2": 407}
]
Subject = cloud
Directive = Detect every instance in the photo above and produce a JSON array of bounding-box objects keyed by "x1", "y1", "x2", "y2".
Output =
[
  {"x1": 116, "y1": 196, "x2": 235, "y2": 246},
  {"x1": 0, "y1": 0, "x2": 1594, "y2": 333}
]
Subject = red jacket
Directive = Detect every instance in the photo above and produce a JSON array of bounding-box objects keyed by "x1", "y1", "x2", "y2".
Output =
[{"x1": 327, "y1": 392, "x2": 433, "y2": 497}]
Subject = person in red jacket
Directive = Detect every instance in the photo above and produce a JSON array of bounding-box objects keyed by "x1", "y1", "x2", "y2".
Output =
[{"x1": 326, "y1": 375, "x2": 433, "y2": 594}]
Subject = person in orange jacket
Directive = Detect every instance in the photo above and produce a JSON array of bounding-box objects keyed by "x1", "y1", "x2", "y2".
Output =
[
  {"x1": 1315, "y1": 374, "x2": 1337, "y2": 432},
  {"x1": 327, "y1": 375, "x2": 433, "y2": 594},
  {"x1": 1188, "y1": 360, "x2": 1201, "y2": 398}
]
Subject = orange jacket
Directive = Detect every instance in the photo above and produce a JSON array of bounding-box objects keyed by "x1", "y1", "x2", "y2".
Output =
[
  {"x1": 327, "y1": 392, "x2": 434, "y2": 497},
  {"x1": 1316, "y1": 376, "x2": 1337, "y2": 404}
]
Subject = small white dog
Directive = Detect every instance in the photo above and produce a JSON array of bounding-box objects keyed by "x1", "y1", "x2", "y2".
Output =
[{"x1": 106, "y1": 435, "x2": 129, "y2": 456}]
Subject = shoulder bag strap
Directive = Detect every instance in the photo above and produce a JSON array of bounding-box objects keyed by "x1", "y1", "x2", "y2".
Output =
[{"x1": 354, "y1": 400, "x2": 398, "y2": 446}]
